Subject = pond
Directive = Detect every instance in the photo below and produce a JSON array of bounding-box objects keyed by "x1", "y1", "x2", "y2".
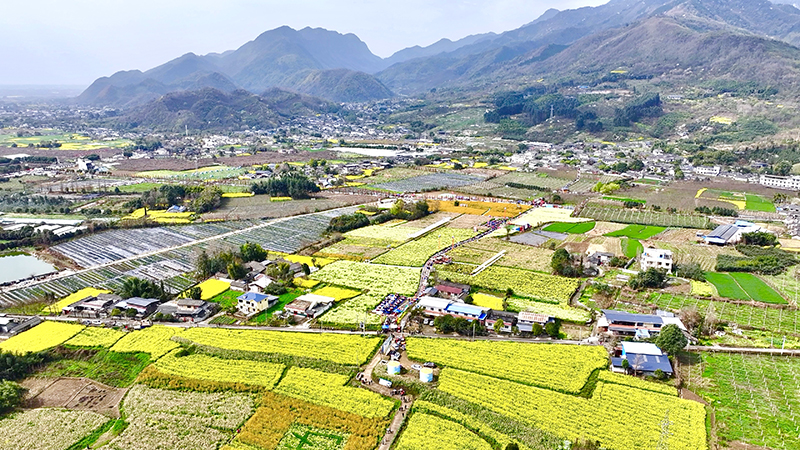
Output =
[{"x1": 0, "y1": 254, "x2": 57, "y2": 284}]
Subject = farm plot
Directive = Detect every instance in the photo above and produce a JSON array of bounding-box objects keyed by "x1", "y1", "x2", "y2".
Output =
[
  {"x1": 99, "y1": 384, "x2": 253, "y2": 450},
  {"x1": 580, "y1": 205, "x2": 711, "y2": 229},
  {"x1": 372, "y1": 227, "x2": 477, "y2": 266},
  {"x1": 503, "y1": 207, "x2": 585, "y2": 230},
  {"x1": 705, "y1": 272, "x2": 786, "y2": 304},
  {"x1": 543, "y1": 222, "x2": 596, "y2": 234},
  {"x1": 230, "y1": 391, "x2": 389, "y2": 450},
  {"x1": 275, "y1": 367, "x2": 395, "y2": 419},
  {"x1": 428, "y1": 200, "x2": 531, "y2": 218},
  {"x1": 438, "y1": 369, "x2": 707, "y2": 450},
  {"x1": 409, "y1": 400, "x2": 552, "y2": 450},
  {"x1": 745, "y1": 194, "x2": 776, "y2": 212},
  {"x1": 370, "y1": 172, "x2": 484, "y2": 192},
  {"x1": 437, "y1": 265, "x2": 579, "y2": 303},
  {"x1": 493, "y1": 171, "x2": 574, "y2": 191},
  {"x1": 395, "y1": 413, "x2": 493, "y2": 450},
  {"x1": 311, "y1": 260, "x2": 420, "y2": 297},
  {"x1": 682, "y1": 353, "x2": 800, "y2": 449},
  {"x1": 154, "y1": 350, "x2": 284, "y2": 389},
  {"x1": 448, "y1": 238, "x2": 553, "y2": 272},
  {"x1": 65, "y1": 327, "x2": 126, "y2": 348},
  {"x1": 455, "y1": 180, "x2": 545, "y2": 200},
  {"x1": 655, "y1": 241, "x2": 739, "y2": 272},
  {"x1": 0, "y1": 408, "x2": 109, "y2": 450},
  {"x1": 0, "y1": 321, "x2": 84, "y2": 354},
  {"x1": 109, "y1": 325, "x2": 183, "y2": 359},
  {"x1": 605, "y1": 224, "x2": 666, "y2": 240},
  {"x1": 316, "y1": 293, "x2": 385, "y2": 328},
  {"x1": 180, "y1": 328, "x2": 381, "y2": 365},
  {"x1": 620, "y1": 238, "x2": 643, "y2": 259},
  {"x1": 639, "y1": 293, "x2": 800, "y2": 335},
  {"x1": 406, "y1": 340, "x2": 608, "y2": 394}
]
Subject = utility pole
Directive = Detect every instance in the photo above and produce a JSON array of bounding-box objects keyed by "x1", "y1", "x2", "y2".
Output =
[{"x1": 550, "y1": 104, "x2": 554, "y2": 120}]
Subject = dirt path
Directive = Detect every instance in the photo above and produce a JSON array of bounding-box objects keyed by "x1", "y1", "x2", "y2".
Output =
[{"x1": 360, "y1": 350, "x2": 414, "y2": 450}]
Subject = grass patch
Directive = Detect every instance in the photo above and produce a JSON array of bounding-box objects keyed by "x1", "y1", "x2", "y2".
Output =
[
  {"x1": 38, "y1": 347, "x2": 150, "y2": 387},
  {"x1": 605, "y1": 225, "x2": 666, "y2": 240},
  {"x1": 621, "y1": 238, "x2": 643, "y2": 259},
  {"x1": 543, "y1": 222, "x2": 596, "y2": 234},
  {"x1": 208, "y1": 290, "x2": 241, "y2": 309},
  {"x1": 250, "y1": 290, "x2": 302, "y2": 323}
]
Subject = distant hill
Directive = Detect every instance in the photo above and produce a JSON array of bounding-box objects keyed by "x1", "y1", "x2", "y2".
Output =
[
  {"x1": 110, "y1": 88, "x2": 336, "y2": 132},
  {"x1": 378, "y1": 0, "x2": 800, "y2": 95},
  {"x1": 78, "y1": 27, "x2": 392, "y2": 107}
]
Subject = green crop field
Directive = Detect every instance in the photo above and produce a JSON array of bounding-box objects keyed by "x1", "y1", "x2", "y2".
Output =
[
  {"x1": 730, "y1": 272, "x2": 786, "y2": 304},
  {"x1": 705, "y1": 272, "x2": 750, "y2": 301},
  {"x1": 543, "y1": 222, "x2": 596, "y2": 234},
  {"x1": 621, "y1": 238, "x2": 643, "y2": 259},
  {"x1": 745, "y1": 194, "x2": 776, "y2": 212},
  {"x1": 705, "y1": 272, "x2": 786, "y2": 304},
  {"x1": 605, "y1": 225, "x2": 666, "y2": 240},
  {"x1": 682, "y1": 352, "x2": 800, "y2": 449},
  {"x1": 602, "y1": 196, "x2": 646, "y2": 204}
]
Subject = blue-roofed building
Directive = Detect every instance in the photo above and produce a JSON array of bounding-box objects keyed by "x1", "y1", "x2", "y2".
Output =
[
  {"x1": 445, "y1": 302, "x2": 488, "y2": 321},
  {"x1": 611, "y1": 342, "x2": 673, "y2": 376},
  {"x1": 416, "y1": 297, "x2": 488, "y2": 323},
  {"x1": 598, "y1": 310, "x2": 666, "y2": 338},
  {"x1": 237, "y1": 292, "x2": 278, "y2": 317}
]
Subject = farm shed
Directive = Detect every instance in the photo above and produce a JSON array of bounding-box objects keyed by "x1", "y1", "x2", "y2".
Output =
[
  {"x1": 157, "y1": 299, "x2": 216, "y2": 322},
  {"x1": 611, "y1": 342, "x2": 673, "y2": 377},
  {"x1": 702, "y1": 221, "x2": 762, "y2": 246}
]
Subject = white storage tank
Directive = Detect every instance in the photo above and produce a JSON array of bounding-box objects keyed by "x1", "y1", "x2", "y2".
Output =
[
  {"x1": 420, "y1": 367, "x2": 434, "y2": 383},
  {"x1": 387, "y1": 360, "x2": 402, "y2": 376}
]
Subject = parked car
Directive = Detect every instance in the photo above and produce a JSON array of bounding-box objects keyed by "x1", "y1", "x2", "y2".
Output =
[{"x1": 423, "y1": 362, "x2": 436, "y2": 368}]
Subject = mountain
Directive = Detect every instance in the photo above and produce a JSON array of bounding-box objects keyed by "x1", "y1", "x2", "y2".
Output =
[
  {"x1": 384, "y1": 33, "x2": 497, "y2": 67},
  {"x1": 78, "y1": 26, "x2": 392, "y2": 106},
  {"x1": 110, "y1": 88, "x2": 336, "y2": 132},
  {"x1": 378, "y1": 0, "x2": 800, "y2": 94}
]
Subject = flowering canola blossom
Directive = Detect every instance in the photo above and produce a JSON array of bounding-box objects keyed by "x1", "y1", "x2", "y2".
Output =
[{"x1": 0, "y1": 321, "x2": 84, "y2": 354}]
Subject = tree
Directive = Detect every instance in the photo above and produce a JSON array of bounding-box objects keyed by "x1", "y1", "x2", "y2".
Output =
[
  {"x1": 119, "y1": 277, "x2": 165, "y2": 300},
  {"x1": 551, "y1": 248, "x2": 580, "y2": 277},
  {"x1": 301, "y1": 263, "x2": 311, "y2": 276},
  {"x1": 125, "y1": 308, "x2": 137, "y2": 318},
  {"x1": 268, "y1": 262, "x2": 294, "y2": 283},
  {"x1": 227, "y1": 262, "x2": 247, "y2": 281},
  {"x1": 187, "y1": 286, "x2": 202, "y2": 300},
  {"x1": 493, "y1": 319, "x2": 505, "y2": 334},
  {"x1": 654, "y1": 324, "x2": 688, "y2": 355},
  {"x1": 628, "y1": 268, "x2": 668, "y2": 290},
  {"x1": 545, "y1": 319, "x2": 561, "y2": 338},
  {"x1": 741, "y1": 231, "x2": 778, "y2": 247},
  {"x1": 531, "y1": 323, "x2": 544, "y2": 336},
  {"x1": 0, "y1": 380, "x2": 25, "y2": 413},
  {"x1": 674, "y1": 263, "x2": 705, "y2": 281},
  {"x1": 240, "y1": 242, "x2": 267, "y2": 262},
  {"x1": 505, "y1": 443, "x2": 520, "y2": 450}
]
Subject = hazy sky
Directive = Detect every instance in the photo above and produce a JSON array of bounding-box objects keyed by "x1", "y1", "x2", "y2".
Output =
[{"x1": 0, "y1": 0, "x2": 607, "y2": 86}]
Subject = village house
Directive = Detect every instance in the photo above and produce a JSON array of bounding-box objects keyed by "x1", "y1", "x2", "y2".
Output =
[
  {"x1": 237, "y1": 292, "x2": 278, "y2": 317},
  {"x1": 62, "y1": 293, "x2": 122, "y2": 318},
  {"x1": 639, "y1": 248, "x2": 673, "y2": 272},
  {"x1": 113, "y1": 297, "x2": 161, "y2": 317},
  {"x1": 157, "y1": 299, "x2": 216, "y2": 322},
  {"x1": 598, "y1": 309, "x2": 685, "y2": 339}
]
